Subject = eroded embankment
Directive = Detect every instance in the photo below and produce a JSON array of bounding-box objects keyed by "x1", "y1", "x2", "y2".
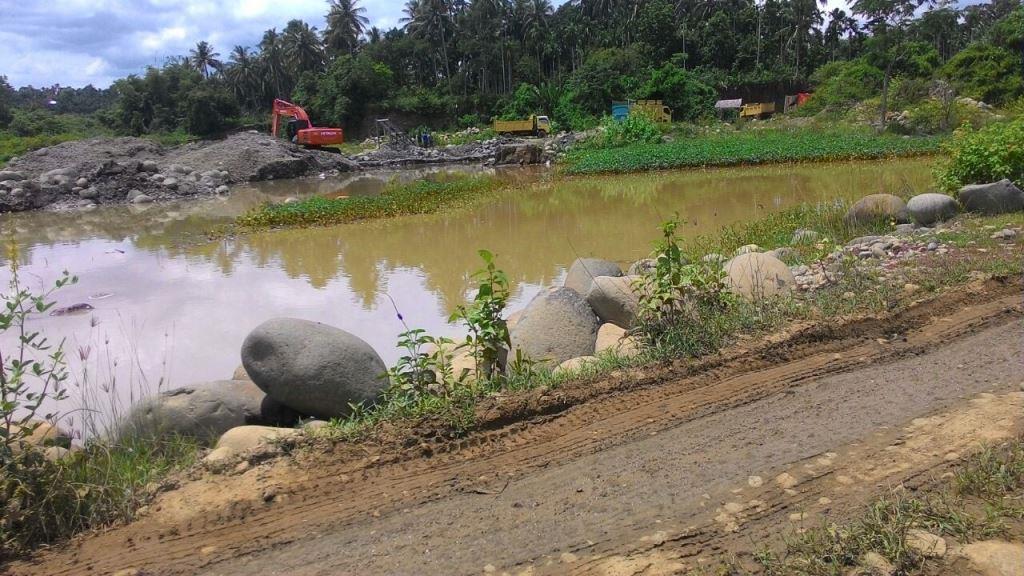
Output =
[{"x1": 9, "y1": 276, "x2": 1022, "y2": 576}]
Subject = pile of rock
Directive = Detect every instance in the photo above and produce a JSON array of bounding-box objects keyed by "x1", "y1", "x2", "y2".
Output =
[
  {"x1": 0, "y1": 132, "x2": 359, "y2": 213},
  {"x1": 354, "y1": 138, "x2": 506, "y2": 167}
]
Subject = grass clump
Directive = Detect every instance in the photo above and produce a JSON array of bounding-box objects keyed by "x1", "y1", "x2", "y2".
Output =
[
  {"x1": 237, "y1": 175, "x2": 503, "y2": 229},
  {"x1": 935, "y1": 117, "x2": 1024, "y2": 191},
  {"x1": 1, "y1": 435, "x2": 200, "y2": 559},
  {"x1": 753, "y1": 438, "x2": 1024, "y2": 575},
  {"x1": 562, "y1": 128, "x2": 943, "y2": 175}
]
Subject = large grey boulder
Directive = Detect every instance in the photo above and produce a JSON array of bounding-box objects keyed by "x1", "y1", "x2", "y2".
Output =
[
  {"x1": 510, "y1": 287, "x2": 600, "y2": 367},
  {"x1": 121, "y1": 380, "x2": 268, "y2": 444},
  {"x1": 564, "y1": 258, "x2": 622, "y2": 295},
  {"x1": 958, "y1": 179, "x2": 1024, "y2": 215},
  {"x1": 845, "y1": 194, "x2": 910, "y2": 224},
  {"x1": 0, "y1": 170, "x2": 24, "y2": 183},
  {"x1": 241, "y1": 318, "x2": 388, "y2": 419},
  {"x1": 724, "y1": 252, "x2": 796, "y2": 300},
  {"x1": 495, "y1": 144, "x2": 543, "y2": 165},
  {"x1": 585, "y1": 275, "x2": 640, "y2": 329},
  {"x1": 906, "y1": 193, "x2": 959, "y2": 226}
]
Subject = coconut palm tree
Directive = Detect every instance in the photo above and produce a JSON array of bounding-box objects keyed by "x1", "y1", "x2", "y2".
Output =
[
  {"x1": 259, "y1": 29, "x2": 288, "y2": 99},
  {"x1": 189, "y1": 41, "x2": 222, "y2": 78},
  {"x1": 283, "y1": 19, "x2": 325, "y2": 74},
  {"x1": 225, "y1": 46, "x2": 263, "y2": 111},
  {"x1": 325, "y1": 0, "x2": 370, "y2": 55},
  {"x1": 403, "y1": 0, "x2": 455, "y2": 86}
]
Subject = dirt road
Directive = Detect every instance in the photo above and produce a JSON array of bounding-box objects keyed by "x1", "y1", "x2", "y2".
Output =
[{"x1": 11, "y1": 280, "x2": 1024, "y2": 576}]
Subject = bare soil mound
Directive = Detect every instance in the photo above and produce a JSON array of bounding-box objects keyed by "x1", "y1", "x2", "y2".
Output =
[{"x1": 0, "y1": 132, "x2": 358, "y2": 213}]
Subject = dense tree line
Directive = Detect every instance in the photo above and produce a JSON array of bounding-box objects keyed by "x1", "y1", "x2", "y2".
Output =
[{"x1": 2, "y1": 0, "x2": 1023, "y2": 138}]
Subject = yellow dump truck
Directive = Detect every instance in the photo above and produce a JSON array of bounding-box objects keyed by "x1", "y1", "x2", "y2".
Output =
[
  {"x1": 632, "y1": 100, "x2": 673, "y2": 123},
  {"x1": 493, "y1": 115, "x2": 551, "y2": 137},
  {"x1": 740, "y1": 102, "x2": 776, "y2": 119}
]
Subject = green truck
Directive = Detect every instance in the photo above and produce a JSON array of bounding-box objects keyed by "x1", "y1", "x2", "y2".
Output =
[{"x1": 493, "y1": 115, "x2": 552, "y2": 137}]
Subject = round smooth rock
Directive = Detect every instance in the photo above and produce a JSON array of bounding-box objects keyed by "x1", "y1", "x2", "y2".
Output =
[
  {"x1": 584, "y1": 275, "x2": 639, "y2": 329},
  {"x1": 563, "y1": 258, "x2": 622, "y2": 295},
  {"x1": 121, "y1": 380, "x2": 267, "y2": 443},
  {"x1": 906, "y1": 193, "x2": 959, "y2": 226},
  {"x1": 724, "y1": 252, "x2": 796, "y2": 300},
  {"x1": 957, "y1": 179, "x2": 1024, "y2": 215},
  {"x1": 510, "y1": 287, "x2": 600, "y2": 368},
  {"x1": 241, "y1": 318, "x2": 388, "y2": 419},
  {"x1": 845, "y1": 194, "x2": 910, "y2": 224}
]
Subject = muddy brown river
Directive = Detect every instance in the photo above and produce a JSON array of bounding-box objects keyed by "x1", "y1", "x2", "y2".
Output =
[{"x1": 0, "y1": 159, "x2": 934, "y2": 429}]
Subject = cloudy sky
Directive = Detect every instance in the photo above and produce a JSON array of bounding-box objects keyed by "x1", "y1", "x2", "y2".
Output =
[
  {"x1": 0, "y1": 0, "x2": 421, "y2": 88},
  {"x1": 0, "y1": 0, "x2": 861, "y2": 89}
]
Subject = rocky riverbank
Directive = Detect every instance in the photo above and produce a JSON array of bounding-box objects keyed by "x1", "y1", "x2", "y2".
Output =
[
  {"x1": 351, "y1": 133, "x2": 576, "y2": 168},
  {"x1": 59, "y1": 178, "x2": 1018, "y2": 470},
  {"x1": 0, "y1": 131, "x2": 574, "y2": 213},
  {"x1": 0, "y1": 132, "x2": 358, "y2": 213}
]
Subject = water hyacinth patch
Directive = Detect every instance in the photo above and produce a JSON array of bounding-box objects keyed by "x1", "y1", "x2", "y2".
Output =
[
  {"x1": 237, "y1": 176, "x2": 504, "y2": 229},
  {"x1": 562, "y1": 129, "x2": 943, "y2": 175}
]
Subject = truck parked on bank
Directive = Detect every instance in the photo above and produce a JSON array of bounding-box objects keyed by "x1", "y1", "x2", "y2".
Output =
[
  {"x1": 494, "y1": 115, "x2": 551, "y2": 137},
  {"x1": 612, "y1": 100, "x2": 673, "y2": 123}
]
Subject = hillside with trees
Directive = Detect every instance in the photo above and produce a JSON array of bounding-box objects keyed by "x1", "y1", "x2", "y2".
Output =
[{"x1": 1, "y1": 0, "x2": 1022, "y2": 142}]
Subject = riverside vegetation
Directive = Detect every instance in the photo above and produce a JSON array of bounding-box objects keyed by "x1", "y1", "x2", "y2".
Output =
[{"x1": 563, "y1": 125, "x2": 944, "y2": 175}]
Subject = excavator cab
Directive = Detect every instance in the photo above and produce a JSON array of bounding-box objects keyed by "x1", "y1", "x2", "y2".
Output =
[{"x1": 286, "y1": 119, "x2": 310, "y2": 142}]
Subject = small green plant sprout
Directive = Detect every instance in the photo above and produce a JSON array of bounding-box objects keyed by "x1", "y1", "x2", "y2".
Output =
[
  {"x1": 633, "y1": 217, "x2": 734, "y2": 353},
  {"x1": 383, "y1": 295, "x2": 457, "y2": 401},
  {"x1": 386, "y1": 328, "x2": 458, "y2": 399},
  {"x1": 1, "y1": 240, "x2": 77, "y2": 461},
  {"x1": 450, "y1": 250, "x2": 511, "y2": 381}
]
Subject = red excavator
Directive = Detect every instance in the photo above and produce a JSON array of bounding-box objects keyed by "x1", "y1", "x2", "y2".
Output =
[{"x1": 270, "y1": 99, "x2": 344, "y2": 148}]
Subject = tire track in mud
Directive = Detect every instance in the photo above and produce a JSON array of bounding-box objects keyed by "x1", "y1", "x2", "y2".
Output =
[
  {"x1": 562, "y1": 390, "x2": 1024, "y2": 576},
  {"x1": 11, "y1": 280, "x2": 1022, "y2": 576}
]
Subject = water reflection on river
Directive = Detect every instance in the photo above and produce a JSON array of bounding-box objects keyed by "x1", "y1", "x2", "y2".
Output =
[{"x1": 0, "y1": 159, "x2": 934, "y2": 421}]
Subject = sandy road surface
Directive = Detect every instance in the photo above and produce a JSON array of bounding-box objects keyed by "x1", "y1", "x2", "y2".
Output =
[{"x1": 10, "y1": 280, "x2": 1024, "y2": 576}]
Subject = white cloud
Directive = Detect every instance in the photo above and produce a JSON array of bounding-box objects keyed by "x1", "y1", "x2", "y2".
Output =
[{"x1": 139, "y1": 26, "x2": 189, "y2": 53}]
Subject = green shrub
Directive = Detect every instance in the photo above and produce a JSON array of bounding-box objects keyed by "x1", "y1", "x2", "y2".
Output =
[
  {"x1": 448, "y1": 251, "x2": 512, "y2": 380},
  {"x1": 800, "y1": 60, "x2": 885, "y2": 115},
  {"x1": 936, "y1": 118, "x2": 1024, "y2": 190},
  {"x1": 634, "y1": 62, "x2": 716, "y2": 122},
  {"x1": 592, "y1": 114, "x2": 662, "y2": 149},
  {"x1": 633, "y1": 218, "x2": 736, "y2": 356},
  {"x1": 941, "y1": 44, "x2": 1024, "y2": 107},
  {"x1": 183, "y1": 83, "x2": 239, "y2": 137},
  {"x1": 896, "y1": 99, "x2": 989, "y2": 135}
]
